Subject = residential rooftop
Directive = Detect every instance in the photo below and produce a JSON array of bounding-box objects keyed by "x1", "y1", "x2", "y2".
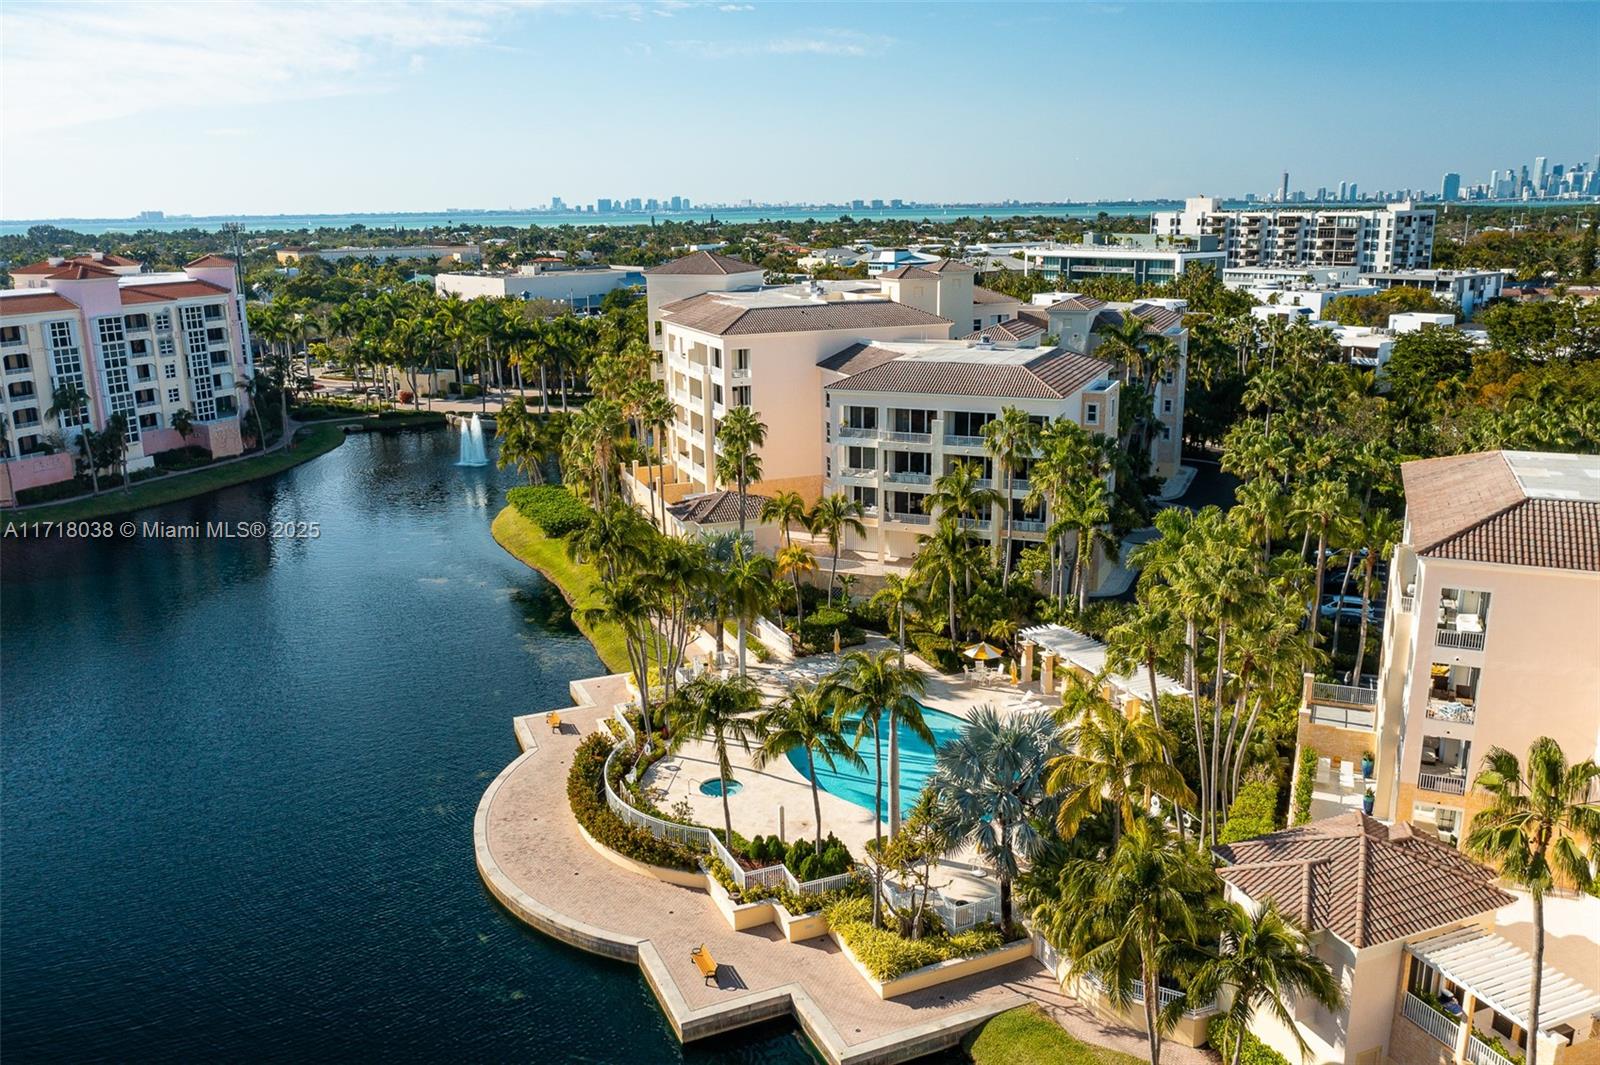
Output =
[
  {"x1": 659, "y1": 288, "x2": 950, "y2": 336},
  {"x1": 823, "y1": 342, "x2": 1115, "y2": 400},
  {"x1": 643, "y1": 250, "x2": 763, "y2": 276}
]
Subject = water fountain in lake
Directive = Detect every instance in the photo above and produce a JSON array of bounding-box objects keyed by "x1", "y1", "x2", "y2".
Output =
[{"x1": 456, "y1": 413, "x2": 488, "y2": 467}]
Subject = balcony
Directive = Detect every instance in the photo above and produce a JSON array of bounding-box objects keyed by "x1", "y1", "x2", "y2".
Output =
[
  {"x1": 884, "y1": 470, "x2": 931, "y2": 485},
  {"x1": 1311, "y1": 681, "x2": 1379, "y2": 708},
  {"x1": 730, "y1": 367, "x2": 750, "y2": 380},
  {"x1": 1418, "y1": 770, "x2": 1467, "y2": 796},
  {"x1": 883, "y1": 430, "x2": 932, "y2": 444},
  {"x1": 839, "y1": 467, "x2": 876, "y2": 479},
  {"x1": 839, "y1": 425, "x2": 880, "y2": 440},
  {"x1": 1308, "y1": 703, "x2": 1375, "y2": 730},
  {"x1": 1435, "y1": 627, "x2": 1485, "y2": 651},
  {"x1": 1012, "y1": 518, "x2": 1048, "y2": 534},
  {"x1": 886, "y1": 512, "x2": 931, "y2": 526},
  {"x1": 943, "y1": 433, "x2": 985, "y2": 448},
  {"x1": 1402, "y1": 991, "x2": 1461, "y2": 1048}
]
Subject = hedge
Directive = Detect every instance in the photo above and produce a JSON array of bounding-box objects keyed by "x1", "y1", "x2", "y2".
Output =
[
  {"x1": 507, "y1": 484, "x2": 589, "y2": 538},
  {"x1": 704, "y1": 856, "x2": 865, "y2": 913},
  {"x1": 796, "y1": 607, "x2": 862, "y2": 654},
  {"x1": 1220, "y1": 778, "x2": 1280, "y2": 844},
  {"x1": 1210, "y1": 1018, "x2": 1292, "y2": 1065},
  {"x1": 823, "y1": 896, "x2": 1006, "y2": 980},
  {"x1": 566, "y1": 732, "x2": 699, "y2": 871},
  {"x1": 1292, "y1": 746, "x2": 1318, "y2": 826},
  {"x1": 908, "y1": 629, "x2": 963, "y2": 673}
]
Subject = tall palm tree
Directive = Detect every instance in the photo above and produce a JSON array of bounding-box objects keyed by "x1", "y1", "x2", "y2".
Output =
[
  {"x1": 47, "y1": 383, "x2": 97, "y2": 494},
  {"x1": 717, "y1": 406, "x2": 767, "y2": 539},
  {"x1": 752, "y1": 683, "x2": 866, "y2": 852},
  {"x1": 1466, "y1": 738, "x2": 1600, "y2": 1065},
  {"x1": 665, "y1": 675, "x2": 765, "y2": 848},
  {"x1": 821, "y1": 649, "x2": 929, "y2": 922},
  {"x1": 1187, "y1": 900, "x2": 1342, "y2": 1065},
  {"x1": 925, "y1": 458, "x2": 1002, "y2": 534},
  {"x1": 760, "y1": 489, "x2": 808, "y2": 548},
  {"x1": 1059, "y1": 474, "x2": 1115, "y2": 613},
  {"x1": 1036, "y1": 817, "x2": 1216, "y2": 1065},
  {"x1": 913, "y1": 517, "x2": 980, "y2": 640},
  {"x1": 1048, "y1": 675, "x2": 1191, "y2": 847},
  {"x1": 982, "y1": 406, "x2": 1039, "y2": 580},
  {"x1": 807, "y1": 493, "x2": 866, "y2": 607},
  {"x1": 1290, "y1": 478, "x2": 1352, "y2": 644},
  {"x1": 494, "y1": 397, "x2": 549, "y2": 483},
  {"x1": 930, "y1": 705, "x2": 1061, "y2": 930},
  {"x1": 870, "y1": 574, "x2": 923, "y2": 669},
  {"x1": 1350, "y1": 510, "x2": 1401, "y2": 683},
  {"x1": 775, "y1": 543, "x2": 816, "y2": 625},
  {"x1": 725, "y1": 544, "x2": 775, "y2": 678}
]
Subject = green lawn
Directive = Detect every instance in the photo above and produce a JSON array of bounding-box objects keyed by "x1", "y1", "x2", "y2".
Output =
[
  {"x1": 963, "y1": 1007, "x2": 1144, "y2": 1065},
  {"x1": 4, "y1": 423, "x2": 346, "y2": 524},
  {"x1": 490, "y1": 504, "x2": 632, "y2": 674}
]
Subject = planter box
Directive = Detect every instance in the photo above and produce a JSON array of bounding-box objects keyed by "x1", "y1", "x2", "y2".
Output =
[
  {"x1": 575, "y1": 822, "x2": 709, "y2": 889},
  {"x1": 829, "y1": 929, "x2": 1035, "y2": 1000},
  {"x1": 706, "y1": 876, "x2": 831, "y2": 942}
]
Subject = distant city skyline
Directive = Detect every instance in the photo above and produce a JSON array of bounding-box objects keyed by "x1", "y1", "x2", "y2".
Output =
[{"x1": 2, "y1": 1, "x2": 1597, "y2": 219}]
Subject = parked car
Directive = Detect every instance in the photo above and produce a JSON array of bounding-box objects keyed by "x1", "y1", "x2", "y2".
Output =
[{"x1": 1319, "y1": 595, "x2": 1381, "y2": 622}]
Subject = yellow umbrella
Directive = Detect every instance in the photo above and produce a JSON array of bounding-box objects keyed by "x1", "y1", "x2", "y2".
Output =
[{"x1": 964, "y1": 641, "x2": 1005, "y2": 661}]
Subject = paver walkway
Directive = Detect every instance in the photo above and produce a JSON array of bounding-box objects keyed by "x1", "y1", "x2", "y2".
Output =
[{"x1": 476, "y1": 682, "x2": 1215, "y2": 1064}]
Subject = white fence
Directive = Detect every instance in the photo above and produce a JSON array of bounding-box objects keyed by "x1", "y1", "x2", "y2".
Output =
[
  {"x1": 1310, "y1": 681, "x2": 1378, "y2": 707},
  {"x1": 1419, "y1": 771, "x2": 1467, "y2": 796},
  {"x1": 754, "y1": 616, "x2": 795, "y2": 662},
  {"x1": 880, "y1": 874, "x2": 1000, "y2": 933},
  {"x1": 1131, "y1": 978, "x2": 1217, "y2": 1018},
  {"x1": 1403, "y1": 992, "x2": 1463, "y2": 1047},
  {"x1": 1468, "y1": 1034, "x2": 1516, "y2": 1065}
]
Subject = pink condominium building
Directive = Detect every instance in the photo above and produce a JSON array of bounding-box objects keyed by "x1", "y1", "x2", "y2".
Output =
[{"x1": 1, "y1": 253, "x2": 254, "y2": 504}]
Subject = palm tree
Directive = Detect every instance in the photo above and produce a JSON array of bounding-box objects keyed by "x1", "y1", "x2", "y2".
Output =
[
  {"x1": 913, "y1": 517, "x2": 980, "y2": 640},
  {"x1": 775, "y1": 544, "x2": 815, "y2": 625},
  {"x1": 925, "y1": 459, "x2": 1002, "y2": 533},
  {"x1": 1059, "y1": 474, "x2": 1115, "y2": 613},
  {"x1": 47, "y1": 383, "x2": 96, "y2": 494},
  {"x1": 1290, "y1": 478, "x2": 1352, "y2": 644},
  {"x1": 1466, "y1": 738, "x2": 1600, "y2": 1065},
  {"x1": 717, "y1": 406, "x2": 767, "y2": 539},
  {"x1": 1048, "y1": 675, "x2": 1191, "y2": 847},
  {"x1": 760, "y1": 489, "x2": 808, "y2": 548},
  {"x1": 807, "y1": 493, "x2": 866, "y2": 607},
  {"x1": 930, "y1": 705, "x2": 1061, "y2": 931},
  {"x1": 982, "y1": 406, "x2": 1039, "y2": 580},
  {"x1": 494, "y1": 397, "x2": 549, "y2": 483},
  {"x1": 752, "y1": 683, "x2": 866, "y2": 851},
  {"x1": 870, "y1": 574, "x2": 923, "y2": 669},
  {"x1": 1035, "y1": 817, "x2": 1216, "y2": 1065},
  {"x1": 821, "y1": 649, "x2": 929, "y2": 922},
  {"x1": 725, "y1": 544, "x2": 775, "y2": 678},
  {"x1": 640, "y1": 390, "x2": 676, "y2": 529},
  {"x1": 169, "y1": 408, "x2": 195, "y2": 444},
  {"x1": 1187, "y1": 900, "x2": 1342, "y2": 1065},
  {"x1": 1350, "y1": 510, "x2": 1401, "y2": 683},
  {"x1": 665, "y1": 675, "x2": 765, "y2": 848}
]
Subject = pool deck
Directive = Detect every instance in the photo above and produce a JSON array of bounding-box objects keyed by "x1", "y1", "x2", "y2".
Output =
[{"x1": 476, "y1": 661, "x2": 1216, "y2": 1065}]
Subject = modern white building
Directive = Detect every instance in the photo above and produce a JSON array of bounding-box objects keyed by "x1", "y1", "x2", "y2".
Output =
[
  {"x1": 1020, "y1": 233, "x2": 1225, "y2": 287},
  {"x1": 1360, "y1": 269, "x2": 1507, "y2": 317},
  {"x1": 1153, "y1": 196, "x2": 1436, "y2": 272},
  {"x1": 1, "y1": 254, "x2": 253, "y2": 504},
  {"x1": 863, "y1": 248, "x2": 943, "y2": 276},
  {"x1": 434, "y1": 261, "x2": 643, "y2": 310}
]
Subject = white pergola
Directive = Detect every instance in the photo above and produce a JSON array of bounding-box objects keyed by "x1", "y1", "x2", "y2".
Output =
[
  {"x1": 1018, "y1": 623, "x2": 1188, "y2": 705},
  {"x1": 1408, "y1": 926, "x2": 1600, "y2": 1035}
]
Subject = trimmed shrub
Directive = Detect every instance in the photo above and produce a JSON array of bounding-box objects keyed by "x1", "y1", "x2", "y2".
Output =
[
  {"x1": 507, "y1": 484, "x2": 589, "y2": 538},
  {"x1": 566, "y1": 732, "x2": 698, "y2": 871},
  {"x1": 14, "y1": 476, "x2": 93, "y2": 505},
  {"x1": 797, "y1": 607, "x2": 861, "y2": 653},
  {"x1": 908, "y1": 629, "x2": 963, "y2": 673},
  {"x1": 153, "y1": 445, "x2": 213, "y2": 471},
  {"x1": 1220, "y1": 778, "x2": 1280, "y2": 844},
  {"x1": 824, "y1": 896, "x2": 1007, "y2": 980},
  {"x1": 1211, "y1": 1018, "x2": 1292, "y2": 1065},
  {"x1": 1292, "y1": 746, "x2": 1318, "y2": 826}
]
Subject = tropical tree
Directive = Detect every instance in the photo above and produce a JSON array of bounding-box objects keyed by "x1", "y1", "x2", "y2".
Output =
[
  {"x1": 929, "y1": 705, "x2": 1062, "y2": 930},
  {"x1": 1048, "y1": 675, "x2": 1192, "y2": 847},
  {"x1": 1466, "y1": 738, "x2": 1600, "y2": 1065},
  {"x1": 807, "y1": 493, "x2": 866, "y2": 606},
  {"x1": 821, "y1": 649, "x2": 929, "y2": 923},
  {"x1": 717, "y1": 406, "x2": 767, "y2": 539},
  {"x1": 725, "y1": 543, "x2": 775, "y2": 678},
  {"x1": 495, "y1": 397, "x2": 551, "y2": 483},
  {"x1": 169, "y1": 408, "x2": 195, "y2": 444},
  {"x1": 982, "y1": 406, "x2": 1039, "y2": 580},
  {"x1": 925, "y1": 459, "x2": 1002, "y2": 533},
  {"x1": 1034, "y1": 817, "x2": 1217, "y2": 1065},
  {"x1": 47, "y1": 384, "x2": 97, "y2": 494},
  {"x1": 760, "y1": 489, "x2": 808, "y2": 548},
  {"x1": 1187, "y1": 900, "x2": 1343, "y2": 1065},
  {"x1": 877, "y1": 791, "x2": 955, "y2": 941},
  {"x1": 775, "y1": 543, "x2": 816, "y2": 624},
  {"x1": 752, "y1": 683, "x2": 866, "y2": 852},
  {"x1": 1059, "y1": 474, "x2": 1115, "y2": 613},
  {"x1": 913, "y1": 517, "x2": 982, "y2": 640},
  {"x1": 870, "y1": 574, "x2": 923, "y2": 669},
  {"x1": 665, "y1": 675, "x2": 765, "y2": 848},
  {"x1": 1350, "y1": 510, "x2": 1402, "y2": 682},
  {"x1": 1290, "y1": 478, "x2": 1353, "y2": 644}
]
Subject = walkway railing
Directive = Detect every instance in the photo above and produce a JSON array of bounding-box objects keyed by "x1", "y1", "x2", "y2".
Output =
[
  {"x1": 1403, "y1": 992, "x2": 1463, "y2": 1047},
  {"x1": 1131, "y1": 978, "x2": 1218, "y2": 1018},
  {"x1": 1310, "y1": 681, "x2": 1378, "y2": 707},
  {"x1": 1468, "y1": 1034, "x2": 1517, "y2": 1065}
]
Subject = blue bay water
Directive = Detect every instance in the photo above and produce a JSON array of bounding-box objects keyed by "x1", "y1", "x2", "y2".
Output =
[{"x1": 0, "y1": 431, "x2": 822, "y2": 1064}]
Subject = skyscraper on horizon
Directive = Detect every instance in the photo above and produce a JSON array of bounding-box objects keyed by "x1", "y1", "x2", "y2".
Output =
[
  {"x1": 1441, "y1": 172, "x2": 1461, "y2": 201},
  {"x1": 1279, "y1": 171, "x2": 1290, "y2": 203}
]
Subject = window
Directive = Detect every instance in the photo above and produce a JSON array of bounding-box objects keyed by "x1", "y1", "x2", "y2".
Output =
[
  {"x1": 1161, "y1": 425, "x2": 1171, "y2": 439},
  {"x1": 849, "y1": 485, "x2": 877, "y2": 509},
  {"x1": 136, "y1": 363, "x2": 153, "y2": 381},
  {"x1": 158, "y1": 337, "x2": 176, "y2": 357},
  {"x1": 887, "y1": 450, "x2": 931, "y2": 475},
  {"x1": 167, "y1": 387, "x2": 181, "y2": 403},
  {"x1": 825, "y1": 456, "x2": 831, "y2": 476},
  {"x1": 732, "y1": 386, "x2": 750, "y2": 407},
  {"x1": 711, "y1": 347, "x2": 722, "y2": 368},
  {"x1": 889, "y1": 407, "x2": 935, "y2": 434},
  {"x1": 164, "y1": 362, "x2": 178, "y2": 379},
  {"x1": 0, "y1": 325, "x2": 22, "y2": 345},
  {"x1": 973, "y1": 319, "x2": 982, "y2": 331},
  {"x1": 1085, "y1": 402, "x2": 1099, "y2": 425},
  {"x1": 843, "y1": 405, "x2": 877, "y2": 430},
  {"x1": 153, "y1": 311, "x2": 171, "y2": 331},
  {"x1": 3, "y1": 352, "x2": 29, "y2": 373},
  {"x1": 845, "y1": 446, "x2": 876, "y2": 471},
  {"x1": 653, "y1": 321, "x2": 662, "y2": 336},
  {"x1": 1162, "y1": 369, "x2": 1175, "y2": 386},
  {"x1": 734, "y1": 348, "x2": 750, "y2": 371},
  {"x1": 135, "y1": 388, "x2": 158, "y2": 406},
  {"x1": 139, "y1": 413, "x2": 159, "y2": 430},
  {"x1": 712, "y1": 384, "x2": 723, "y2": 406},
  {"x1": 946, "y1": 411, "x2": 995, "y2": 439},
  {"x1": 48, "y1": 320, "x2": 89, "y2": 428},
  {"x1": 1162, "y1": 398, "x2": 1173, "y2": 414},
  {"x1": 124, "y1": 313, "x2": 150, "y2": 330},
  {"x1": 203, "y1": 303, "x2": 224, "y2": 320},
  {"x1": 182, "y1": 305, "x2": 217, "y2": 420},
  {"x1": 97, "y1": 315, "x2": 140, "y2": 443}
]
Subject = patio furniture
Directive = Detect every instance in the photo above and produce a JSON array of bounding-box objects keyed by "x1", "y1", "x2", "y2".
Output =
[
  {"x1": 691, "y1": 945, "x2": 718, "y2": 986},
  {"x1": 547, "y1": 712, "x2": 562, "y2": 732}
]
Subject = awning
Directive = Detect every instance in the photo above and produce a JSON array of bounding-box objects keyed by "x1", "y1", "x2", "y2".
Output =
[{"x1": 1407, "y1": 927, "x2": 1600, "y2": 1034}]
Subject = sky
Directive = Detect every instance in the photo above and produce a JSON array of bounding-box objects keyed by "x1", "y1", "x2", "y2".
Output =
[{"x1": 2, "y1": 0, "x2": 1597, "y2": 220}]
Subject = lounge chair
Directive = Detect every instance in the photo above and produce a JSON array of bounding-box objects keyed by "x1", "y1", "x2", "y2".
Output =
[
  {"x1": 547, "y1": 712, "x2": 562, "y2": 732},
  {"x1": 691, "y1": 945, "x2": 718, "y2": 986}
]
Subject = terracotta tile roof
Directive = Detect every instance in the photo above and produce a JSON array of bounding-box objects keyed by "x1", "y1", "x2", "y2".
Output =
[
  {"x1": 879, "y1": 266, "x2": 940, "y2": 280},
  {"x1": 827, "y1": 349, "x2": 1113, "y2": 400},
  {"x1": 972, "y1": 286, "x2": 1017, "y2": 305},
  {"x1": 661, "y1": 293, "x2": 950, "y2": 336},
  {"x1": 185, "y1": 254, "x2": 236, "y2": 268},
  {"x1": 1401, "y1": 451, "x2": 1600, "y2": 571},
  {"x1": 666, "y1": 490, "x2": 769, "y2": 525},
  {"x1": 644, "y1": 250, "x2": 762, "y2": 276},
  {"x1": 817, "y1": 342, "x2": 905, "y2": 375},
  {"x1": 118, "y1": 279, "x2": 230, "y2": 305},
  {"x1": 924, "y1": 258, "x2": 976, "y2": 275},
  {"x1": 962, "y1": 318, "x2": 1046, "y2": 343},
  {"x1": 1045, "y1": 295, "x2": 1107, "y2": 313},
  {"x1": 1214, "y1": 812, "x2": 1513, "y2": 948},
  {"x1": 9, "y1": 259, "x2": 60, "y2": 275},
  {"x1": 1016, "y1": 306, "x2": 1051, "y2": 330},
  {"x1": 12, "y1": 256, "x2": 137, "y2": 277},
  {"x1": 1096, "y1": 303, "x2": 1185, "y2": 333},
  {"x1": 0, "y1": 292, "x2": 78, "y2": 316}
]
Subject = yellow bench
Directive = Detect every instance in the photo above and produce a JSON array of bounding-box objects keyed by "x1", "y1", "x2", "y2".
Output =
[
  {"x1": 691, "y1": 945, "x2": 717, "y2": 985},
  {"x1": 547, "y1": 712, "x2": 562, "y2": 732}
]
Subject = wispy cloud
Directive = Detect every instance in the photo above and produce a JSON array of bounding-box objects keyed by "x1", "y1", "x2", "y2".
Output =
[
  {"x1": 718, "y1": 3, "x2": 755, "y2": 11},
  {"x1": 670, "y1": 29, "x2": 893, "y2": 59}
]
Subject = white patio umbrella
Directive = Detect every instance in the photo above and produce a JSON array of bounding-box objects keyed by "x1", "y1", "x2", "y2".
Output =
[{"x1": 964, "y1": 641, "x2": 1005, "y2": 661}]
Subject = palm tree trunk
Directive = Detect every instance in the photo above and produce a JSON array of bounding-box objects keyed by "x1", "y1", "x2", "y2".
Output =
[
  {"x1": 1001, "y1": 467, "x2": 1014, "y2": 581},
  {"x1": 1144, "y1": 958, "x2": 1163, "y2": 1065},
  {"x1": 830, "y1": 543, "x2": 841, "y2": 607},
  {"x1": 1329, "y1": 553, "x2": 1358, "y2": 662},
  {"x1": 1530, "y1": 891, "x2": 1545, "y2": 1065},
  {"x1": 1353, "y1": 559, "x2": 1376, "y2": 685},
  {"x1": 736, "y1": 616, "x2": 747, "y2": 678},
  {"x1": 897, "y1": 611, "x2": 906, "y2": 670},
  {"x1": 871, "y1": 720, "x2": 884, "y2": 928},
  {"x1": 888, "y1": 714, "x2": 902, "y2": 839},
  {"x1": 1309, "y1": 528, "x2": 1330, "y2": 644},
  {"x1": 807, "y1": 749, "x2": 823, "y2": 852},
  {"x1": 721, "y1": 754, "x2": 734, "y2": 848}
]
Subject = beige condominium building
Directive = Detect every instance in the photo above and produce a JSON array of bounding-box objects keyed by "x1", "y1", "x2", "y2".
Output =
[
  {"x1": 1152, "y1": 196, "x2": 1436, "y2": 273},
  {"x1": 1296, "y1": 450, "x2": 1600, "y2": 851}
]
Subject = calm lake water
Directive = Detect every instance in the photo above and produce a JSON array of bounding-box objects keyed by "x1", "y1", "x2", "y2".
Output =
[{"x1": 0, "y1": 430, "x2": 818, "y2": 1064}]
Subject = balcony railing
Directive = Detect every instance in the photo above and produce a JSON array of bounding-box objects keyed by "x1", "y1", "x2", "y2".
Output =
[
  {"x1": 883, "y1": 430, "x2": 932, "y2": 444},
  {"x1": 1403, "y1": 991, "x2": 1462, "y2": 1047},
  {"x1": 1468, "y1": 1034, "x2": 1517, "y2": 1065},
  {"x1": 839, "y1": 467, "x2": 875, "y2": 479},
  {"x1": 5, "y1": 361, "x2": 33, "y2": 376},
  {"x1": 884, "y1": 470, "x2": 931, "y2": 485},
  {"x1": 1012, "y1": 519, "x2": 1048, "y2": 534},
  {"x1": 943, "y1": 433, "x2": 985, "y2": 447},
  {"x1": 1425, "y1": 700, "x2": 1476, "y2": 726},
  {"x1": 1398, "y1": 595, "x2": 1415, "y2": 612},
  {"x1": 1436, "y1": 628, "x2": 1485, "y2": 651},
  {"x1": 1418, "y1": 771, "x2": 1467, "y2": 796},
  {"x1": 886, "y1": 512, "x2": 931, "y2": 526},
  {"x1": 730, "y1": 367, "x2": 750, "y2": 380},
  {"x1": 1311, "y1": 681, "x2": 1378, "y2": 708},
  {"x1": 1308, "y1": 704, "x2": 1375, "y2": 730},
  {"x1": 839, "y1": 425, "x2": 879, "y2": 440}
]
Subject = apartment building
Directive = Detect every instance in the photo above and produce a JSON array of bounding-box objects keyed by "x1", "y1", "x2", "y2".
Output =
[
  {"x1": 644, "y1": 251, "x2": 766, "y2": 352},
  {"x1": 1152, "y1": 196, "x2": 1436, "y2": 272},
  {"x1": 820, "y1": 341, "x2": 1121, "y2": 563},
  {"x1": 435, "y1": 261, "x2": 643, "y2": 311},
  {"x1": 0, "y1": 254, "x2": 252, "y2": 504},
  {"x1": 1296, "y1": 450, "x2": 1600, "y2": 856},
  {"x1": 1019, "y1": 232, "x2": 1226, "y2": 286},
  {"x1": 1361, "y1": 269, "x2": 1507, "y2": 317}
]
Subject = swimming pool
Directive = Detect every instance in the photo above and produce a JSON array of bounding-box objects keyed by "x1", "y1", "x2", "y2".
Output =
[
  {"x1": 785, "y1": 706, "x2": 968, "y2": 821},
  {"x1": 699, "y1": 777, "x2": 742, "y2": 797}
]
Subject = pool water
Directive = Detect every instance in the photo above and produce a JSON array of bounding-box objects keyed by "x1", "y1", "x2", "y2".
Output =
[
  {"x1": 786, "y1": 706, "x2": 967, "y2": 821},
  {"x1": 699, "y1": 778, "x2": 742, "y2": 797}
]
